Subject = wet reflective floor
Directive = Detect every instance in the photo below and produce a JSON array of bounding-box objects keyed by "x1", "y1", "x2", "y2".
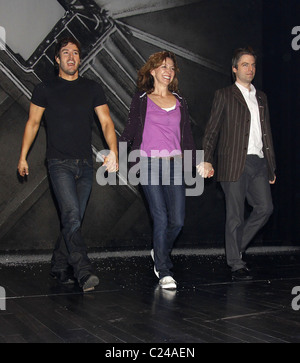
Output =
[{"x1": 0, "y1": 250, "x2": 300, "y2": 343}]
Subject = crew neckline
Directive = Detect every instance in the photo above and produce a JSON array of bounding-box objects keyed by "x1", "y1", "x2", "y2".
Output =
[{"x1": 58, "y1": 76, "x2": 80, "y2": 84}]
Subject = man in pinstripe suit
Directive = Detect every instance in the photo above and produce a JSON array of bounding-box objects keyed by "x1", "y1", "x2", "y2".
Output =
[{"x1": 198, "y1": 47, "x2": 276, "y2": 281}]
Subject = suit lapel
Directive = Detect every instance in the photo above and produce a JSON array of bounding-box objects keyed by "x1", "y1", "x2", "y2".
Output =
[{"x1": 232, "y1": 84, "x2": 248, "y2": 108}]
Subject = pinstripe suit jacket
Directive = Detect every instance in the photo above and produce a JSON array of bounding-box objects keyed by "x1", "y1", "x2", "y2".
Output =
[{"x1": 203, "y1": 84, "x2": 276, "y2": 182}]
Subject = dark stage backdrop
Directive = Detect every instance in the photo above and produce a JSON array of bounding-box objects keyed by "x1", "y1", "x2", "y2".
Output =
[
  {"x1": 262, "y1": 0, "x2": 299, "y2": 246},
  {"x1": 0, "y1": 0, "x2": 298, "y2": 252}
]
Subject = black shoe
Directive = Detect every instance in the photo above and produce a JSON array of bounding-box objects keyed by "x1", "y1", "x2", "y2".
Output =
[
  {"x1": 50, "y1": 270, "x2": 75, "y2": 285},
  {"x1": 79, "y1": 274, "x2": 99, "y2": 292},
  {"x1": 232, "y1": 267, "x2": 253, "y2": 281}
]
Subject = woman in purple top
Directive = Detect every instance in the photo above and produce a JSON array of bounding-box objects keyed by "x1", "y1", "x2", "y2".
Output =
[{"x1": 120, "y1": 51, "x2": 196, "y2": 290}]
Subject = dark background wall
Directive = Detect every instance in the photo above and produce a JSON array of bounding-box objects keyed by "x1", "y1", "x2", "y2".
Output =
[
  {"x1": 0, "y1": 0, "x2": 298, "y2": 252},
  {"x1": 262, "y1": 0, "x2": 299, "y2": 246}
]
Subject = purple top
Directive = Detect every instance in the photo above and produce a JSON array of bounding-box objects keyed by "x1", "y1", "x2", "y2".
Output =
[
  {"x1": 140, "y1": 97, "x2": 182, "y2": 157},
  {"x1": 119, "y1": 91, "x2": 196, "y2": 170}
]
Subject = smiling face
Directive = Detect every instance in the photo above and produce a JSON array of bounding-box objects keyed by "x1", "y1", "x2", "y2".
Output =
[
  {"x1": 150, "y1": 57, "x2": 175, "y2": 88},
  {"x1": 55, "y1": 42, "x2": 80, "y2": 80}
]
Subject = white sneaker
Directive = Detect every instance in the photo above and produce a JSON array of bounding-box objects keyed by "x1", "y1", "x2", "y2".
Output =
[
  {"x1": 150, "y1": 249, "x2": 159, "y2": 278},
  {"x1": 159, "y1": 276, "x2": 177, "y2": 290}
]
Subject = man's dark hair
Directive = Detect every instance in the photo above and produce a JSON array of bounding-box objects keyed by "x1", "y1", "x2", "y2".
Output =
[
  {"x1": 54, "y1": 36, "x2": 82, "y2": 60},
  {"x1": 231, "y1": 46, "x2": 257, "y2": 79}
]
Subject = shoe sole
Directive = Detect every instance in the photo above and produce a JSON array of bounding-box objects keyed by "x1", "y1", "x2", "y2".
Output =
[
  {"x1": 160, "y1": 283, "x2": 177, "y2": 290},
  {"x1": 150, "y1": 249, "x2": 160, "y2": 278},
  {"x1": 159, "y1": 276, "x2": 177, "y2": 290},
  {"x1": 82, "y1": 275, "x2": 99, "y2": 292}
]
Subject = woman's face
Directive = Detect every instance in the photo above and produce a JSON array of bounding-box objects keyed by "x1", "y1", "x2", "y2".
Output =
[{"x1": 150, "y1": 57, "x2": 175, "y2": 87}]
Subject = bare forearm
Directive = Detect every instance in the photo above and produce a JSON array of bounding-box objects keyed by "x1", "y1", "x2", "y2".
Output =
[
  {"x1": 18, "y1": 103, "x2": 44, "y2": 176},
  {"x1": 102, "y1": 123, "x2": 118, "y2": 157},
  {"x1": 94, "y1": 104, "x2": 119, "y2": 172},
  {"x1": 18, "y1": 121, "x2": 40, "y2": 177},
  {"x1": 19, "y1": 121, "x2": 40, "y2": 160}
]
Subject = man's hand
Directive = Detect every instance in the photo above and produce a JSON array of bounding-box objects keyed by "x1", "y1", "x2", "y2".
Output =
[
  {"x1": 18, "y1": 159, "x2": 29, "y2": 177},
  {"x1": 102, "y1": 151, "x2": 119, "y2": 173},
  {"x1": 269, "y1": 175, "x2": 276, "y2": 184},
  {"x1": 197, "y1": 162, "x2": 214, "y2": 178}
]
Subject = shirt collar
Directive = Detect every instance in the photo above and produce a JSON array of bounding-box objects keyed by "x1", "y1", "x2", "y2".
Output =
[{"x1": 235, "y1": 81, "x2": 256, "y2": 95}]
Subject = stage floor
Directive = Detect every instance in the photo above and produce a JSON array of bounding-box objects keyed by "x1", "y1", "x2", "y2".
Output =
[{"x1": 0, "y1": 249, "x2": 300, "y2": 344}]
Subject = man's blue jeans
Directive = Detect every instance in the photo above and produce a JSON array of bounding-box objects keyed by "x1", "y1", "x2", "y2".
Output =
[
  {"x1": 140, "y1": 157, "x2": 185, "y2": 279},
  {"x1": 48, "y1": 158, "x2": 93, "y2": 280}
]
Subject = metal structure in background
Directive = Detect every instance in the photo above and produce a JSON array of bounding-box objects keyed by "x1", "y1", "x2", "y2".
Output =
[
  {"x1": 1, "y1": 0, "x2": 225, "y2": 127},
  {"x1": 0, "y1": 0, "x2": 227, "y2": 248}
]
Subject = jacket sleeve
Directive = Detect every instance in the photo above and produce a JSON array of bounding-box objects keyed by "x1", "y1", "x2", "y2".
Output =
[
  {"x1": 181, "y1": 97, "x2": 197, "y2": 166},
  {"x1": 119, "y1": 93, "x2": 141, "y2": 148},
  {"x1": 202, "y1": 89, "x2": 225, "y2": 164},
  {"x1": 262, "y1": 93, "x2": 277, "y2": 178}
]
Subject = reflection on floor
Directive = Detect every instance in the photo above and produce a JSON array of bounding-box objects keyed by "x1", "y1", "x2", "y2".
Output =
[{"x1": 0, "y1": 249, "x2": 300, "y2": 343}]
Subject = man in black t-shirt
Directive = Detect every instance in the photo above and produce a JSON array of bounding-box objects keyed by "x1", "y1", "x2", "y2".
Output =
[{"x1": 18, "y1": 36, "x2": 119, "y2": 292}]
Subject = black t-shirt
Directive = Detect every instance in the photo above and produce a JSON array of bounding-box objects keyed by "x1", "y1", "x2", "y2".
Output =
[{"x1": 31, "y1": 76, "x2": 107, "y2": 159}]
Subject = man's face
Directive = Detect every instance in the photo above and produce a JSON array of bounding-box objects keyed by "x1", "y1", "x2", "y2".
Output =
[
  {"x1": 55, "y1": 42, "x2": 80, "y2": 78},
  {"x1": 233, "y1": 54, "x2": 256, "y2": 85}
]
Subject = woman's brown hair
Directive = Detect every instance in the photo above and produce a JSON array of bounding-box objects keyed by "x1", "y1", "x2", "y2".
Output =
[{"x1": 137, "y1": 51, "x2": 179, "y2": 93}]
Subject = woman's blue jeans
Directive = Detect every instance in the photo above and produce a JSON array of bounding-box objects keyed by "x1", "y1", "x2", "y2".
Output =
[
  {"x1": 140, "y1": 157, "x2": 185, "y2": 279},
  {"x1": 48, "y1": 158, "x2": 93, "y2": 280}
]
